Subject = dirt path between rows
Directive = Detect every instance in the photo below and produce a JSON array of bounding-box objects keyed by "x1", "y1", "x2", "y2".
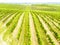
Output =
[
  {"x1": 3, "y1": 12, "x2": 18, "y2": 27},
  {"x1": 12, "y1": 13, "x2": 24, "y2": 38},
  {"x1": 37, "y1": 15, "x2": 60, "y2": 45},
  {"x1": 29, "y1": 12, "x2": 39, "y2": 45}
]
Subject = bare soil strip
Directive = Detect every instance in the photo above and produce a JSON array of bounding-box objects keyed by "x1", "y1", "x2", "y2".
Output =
[
  {"x1": 41, "y1": 15, "x2": 60, "y2": 35},
  {"x1": 29, "y1": 12, "x2": 39, "y2": 45},
  {"x1": 48, "y1": 16, "x2": 60, "y2": 23},
  {"x1": 18, "y1": 20, "x2": 25, "y2": 45},
  {"x1": 0, "y1": 13, "x2": 12, "y2": 22},
  {"x1": 12, "y1": 13, "x2": 24, "y2": 38},
  {"x1": 3, "y1": 12, "x2": 18, "y2": 27},
  {"x1": 0, "y1": 12, "x2": 18, "y2": 36},
  {"x1": 37, "y1": 15, "x2": 60, "y2": 45},
  {"x1": 46, "y1": 16, "x2": 60, "y2": 29},
  {"x1": 0, "y1": 12, "x2": 22, "y2": 45}
]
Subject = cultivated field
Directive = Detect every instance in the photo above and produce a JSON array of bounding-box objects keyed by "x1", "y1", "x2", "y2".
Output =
[{"x1": 0, "y1": 4, "x2": 60, "y2": 45}]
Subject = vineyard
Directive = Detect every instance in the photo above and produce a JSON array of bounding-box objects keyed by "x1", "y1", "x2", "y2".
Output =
[{"x1": 0, "y1": 4, "x2": 60, "y2": 45}]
